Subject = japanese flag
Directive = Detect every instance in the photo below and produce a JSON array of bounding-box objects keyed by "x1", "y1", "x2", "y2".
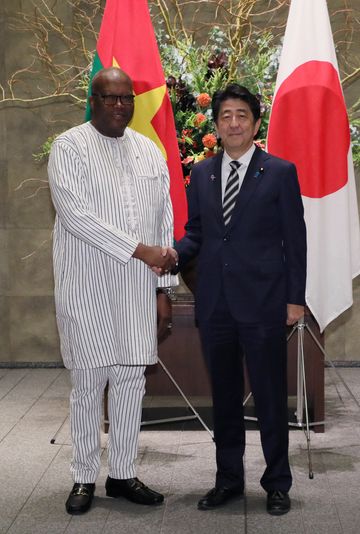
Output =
[{"x1": 267, "y1": 0, "x2": 360, "y2": 332}]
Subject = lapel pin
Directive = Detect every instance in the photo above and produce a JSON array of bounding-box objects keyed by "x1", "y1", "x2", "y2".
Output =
[
  {"x1": 210, "y1": 174, "x2": 216, "y2": 181},
  {"x1": 253, "y1": 167, "x2": 264, "y2": 178}
]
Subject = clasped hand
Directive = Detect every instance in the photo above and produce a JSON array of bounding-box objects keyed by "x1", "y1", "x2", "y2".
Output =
[
  {"x1": 152, "y1": 246, "x2": 178, "y2": 276},
  {"x1": 133, "y1": 243, "x2": 178, "y2": 275}
]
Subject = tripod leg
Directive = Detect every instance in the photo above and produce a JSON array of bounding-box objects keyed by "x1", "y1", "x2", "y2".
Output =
[
  {"x1": 296, "y1": 324, "x2": 304, "y2": 425},
  {"x1": 298, "y1": 323, "x2": 314, "y2": 479},
  {"x1": 305, "y1": 325, "x2": 360, "y2": 409},
  {"x1": 50, "y1": 414, "x2": 69, "y2": 444},
  {"x1": 243, "y1": 392, "x2": 252, "y2": 406},
  {"x1": 157, "y1": 358, "x2": 213, "y2": 438},
  {"x1": 286, "y1": 323, "x2": 298, "y2": 343}
]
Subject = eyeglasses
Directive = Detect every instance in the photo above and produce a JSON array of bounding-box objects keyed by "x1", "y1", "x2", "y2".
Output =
[{"x1": 92, "y1": 94, "x2": 135, "y2": 106}]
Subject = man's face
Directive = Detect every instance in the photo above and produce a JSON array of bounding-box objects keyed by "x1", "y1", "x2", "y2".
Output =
[
  {"x1": 215, "y1": 98, "x2": 261, "y2": 158},
  {"x1": 90, "y1": 74, "x2": 134, "y2": 137}
]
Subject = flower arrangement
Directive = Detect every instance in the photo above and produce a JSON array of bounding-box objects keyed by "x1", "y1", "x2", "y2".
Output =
[
  {"x1": 157, "y1": 27, "x2": 280, "y2": 185},
  {"x1": 32, "y1": 23, "x2": 360, "y2": 175},
  {"x1": 156, "y1": 25, "x2": 360, "y2": 183}
]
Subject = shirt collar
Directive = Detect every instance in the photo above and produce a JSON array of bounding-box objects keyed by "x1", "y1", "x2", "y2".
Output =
[
  {"x1": 223, "y1": 143, "x2": 256, "y2": 168},
  {"x1": 88, "y1": 121, "x2": 129, "y2": 142}
]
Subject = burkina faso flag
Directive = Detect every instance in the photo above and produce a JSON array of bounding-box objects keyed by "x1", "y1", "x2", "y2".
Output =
[{"x1": 85, "y1": 0, "x2": 187, "y2": 241}]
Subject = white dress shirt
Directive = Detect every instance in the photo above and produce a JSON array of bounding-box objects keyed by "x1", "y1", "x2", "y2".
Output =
[{"x1": 221, "y1": 143, "x2": 256, "y2": 201}]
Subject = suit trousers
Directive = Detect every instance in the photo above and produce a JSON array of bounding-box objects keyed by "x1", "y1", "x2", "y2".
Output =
[
  {"x1": 198, "y1": 296, "x2": 292, "y2": 493},
  {"x1": 69, "y1": 364, "x2": 146, "y2": 483}
]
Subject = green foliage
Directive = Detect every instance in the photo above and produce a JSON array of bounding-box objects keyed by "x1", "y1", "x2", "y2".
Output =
[
  {"x1": 156, "y1": 26, "x2": 360, "y2": 177},
  {"x1": 32, "y1": 26, "x2": 360, "y2": 175},
  {"x1": 351, "y1": 117, "x2": 360, "y2": 169},
  {"x1": 76, "y1": 71, "x2": 91, "y2": 95},
  {"x1": 156, "y1": 28, "x2": 279, "y2": 179},
  {"x1": 33, "y1": 134, "x2": 60, "y2": 162}
]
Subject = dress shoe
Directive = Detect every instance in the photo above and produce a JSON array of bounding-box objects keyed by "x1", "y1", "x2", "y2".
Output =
[
  {"x1": 105, "y1": 476, "x2": 164, "y2": 505},
  {"x1": 65, "y1": 483, "x2": 95, "y2": 515},
  {"x1": 266, "y1": 490, "x2": 291, "y2": 515},
  {"x1": 198, "y1": 486, "x2": 244, "y2": 510}
]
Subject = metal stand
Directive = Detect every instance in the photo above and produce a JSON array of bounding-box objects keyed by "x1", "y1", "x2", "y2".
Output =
[
  {"x1": 141, "y1": 357, "x2": 213, "y2": 438},
  {"x1": 243, "y1": 316, "x2": 319, "y2": 477},
  {"x1": 288, "y1": 316, "x2": 360, "y2": 478},
  {"x1": 286, "y1": 317, "x2": 320, "y2": 479},
  {"x1": 243, "y1": 317, "x2": 325, "y2": 479},
  {"x1": 290, "y1": 318, "x2": 360, "y2": 410},
  {"x1": 50, "y1": 414, "x2": 69, "y2": 445},
  {"x1": 244, "y1": 315, "x2": 360, "y2": 480},
  {"x1": 50, "y1": 357, "x2": 213, "y2": 445},
  {"x1": 243, "y1": 317, "x2": 321, "y2": 478}
]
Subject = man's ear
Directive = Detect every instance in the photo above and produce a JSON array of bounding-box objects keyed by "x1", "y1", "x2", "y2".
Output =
[{"x1": 254, "y1": 118, "x2": 261, "y2": 137}]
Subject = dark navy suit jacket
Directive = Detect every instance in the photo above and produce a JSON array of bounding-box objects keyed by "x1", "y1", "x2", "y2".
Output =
[{"x1": 175, "y1": 147, "x2": 307, "y2": 325}]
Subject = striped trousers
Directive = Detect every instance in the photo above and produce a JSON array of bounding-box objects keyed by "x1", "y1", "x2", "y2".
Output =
[{"x1": 69, "y1": 364, "x2": 146, "y2": 483}]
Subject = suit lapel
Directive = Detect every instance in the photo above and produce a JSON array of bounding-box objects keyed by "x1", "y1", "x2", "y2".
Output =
[
  {"x1": 226, "y1": 146, "x2": 269, "y2": 231},
  {"x1": 207, "y1": 151, "x2": 224, "y2": 226}
]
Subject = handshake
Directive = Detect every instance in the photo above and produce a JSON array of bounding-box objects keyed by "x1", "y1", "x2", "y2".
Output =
[{"x1": 133, "y1": 243, "x2": 178, "y2": 276}]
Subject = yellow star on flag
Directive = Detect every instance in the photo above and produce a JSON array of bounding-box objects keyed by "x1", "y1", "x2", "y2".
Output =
[
  {"x1": 86, "y1": 3, "x2": 187, "y2": 240},
  {"x1": 130, "y1": 85, "x2": 167, "y2": 159},
  {"x1": 112, "y1": 57, "x2": 166, "y2": 158}
]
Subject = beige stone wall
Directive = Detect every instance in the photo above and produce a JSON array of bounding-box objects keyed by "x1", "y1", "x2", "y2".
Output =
[
  {"x1": 0, "y1": 1, "x2": 89, "y2": 364},
  {"x1": 0, "y1": 0, "x2": 359, "y2": 364}
]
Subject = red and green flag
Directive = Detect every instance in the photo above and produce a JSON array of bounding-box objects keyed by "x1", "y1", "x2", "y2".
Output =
[{"x1": 85, "y1": 0, "x2": 187, "y2": 240}]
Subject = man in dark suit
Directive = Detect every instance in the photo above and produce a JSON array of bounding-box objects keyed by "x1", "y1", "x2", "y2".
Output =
[{"x1": 175, "y1": 84, "x2": 306, "y2": 515}]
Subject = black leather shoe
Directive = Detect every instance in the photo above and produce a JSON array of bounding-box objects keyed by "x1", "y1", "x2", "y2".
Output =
[
  {"x1": 198, "y1": 486, "x2": 244, "y2": 510},
  {"x1": 266, "y1": 490, "x2": 291, "y2": 515},
  {"x1": 105, "y1": 476, "x2": 164, "y2": 505},
  {"x1": 65, "y1": 483, "x2": 95, "y2": 515}
]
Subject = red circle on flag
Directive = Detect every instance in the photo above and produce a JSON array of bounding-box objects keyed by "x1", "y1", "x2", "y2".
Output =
[{"x1": 267, "y1": 61, "x2": 350, "y2": 198}]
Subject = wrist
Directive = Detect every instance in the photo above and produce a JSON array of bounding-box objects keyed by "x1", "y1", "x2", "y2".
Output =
[
  {"x1": 132, "y1": 242, "x2": 147, "y2": 260},
  {"x1": 156, "y1": 287, "x2": 176, "y2": 301}
]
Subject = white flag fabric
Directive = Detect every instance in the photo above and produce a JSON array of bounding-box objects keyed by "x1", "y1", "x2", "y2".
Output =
[{"x1": 267, "y1": 0, "x2": 360, "y2": 332}]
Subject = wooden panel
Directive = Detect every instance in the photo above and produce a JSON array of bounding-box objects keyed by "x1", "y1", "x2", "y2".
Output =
[
  {"x1": 146, "y1": 300, "x2": 211, "y2": 396},
  {"x1": 105, "y1": 299, "x2": 325, "y2": 433},
  {"x1": 146, "y1": 299, "x2": 324, "y2": 432}
]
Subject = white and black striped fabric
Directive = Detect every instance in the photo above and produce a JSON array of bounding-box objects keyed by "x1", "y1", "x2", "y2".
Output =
[
  {"x1": 70, "y1": 364, "x2": 146, "y2": 482},
  {"x1": 48, "y1": 123, "x2": 178, "y2": 370},
  {"x1": 223, "y1": 160, "x2": 241, "y2": 226}
]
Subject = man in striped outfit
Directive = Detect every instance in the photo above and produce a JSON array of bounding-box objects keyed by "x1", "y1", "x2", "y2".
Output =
[{"x1": 48, "y1": 67, "x2": 178, "y2": 515}]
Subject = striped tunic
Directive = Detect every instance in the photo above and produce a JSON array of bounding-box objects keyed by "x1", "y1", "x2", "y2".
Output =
[{"x1": 48, "y1": 122, "x2": 178, "y2": 370}]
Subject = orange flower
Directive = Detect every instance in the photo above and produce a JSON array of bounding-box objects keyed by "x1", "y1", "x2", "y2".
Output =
[
  {"x1": 202, "y1": 133, "x2": 217, "y2": 149},
  {"x1": 184, "y1": 175, "x2": 191, "y2": 187},
  {"x1": 196, "y1": 93, "x2": 212, "y2": 108},
  {"x1": 194, "y1": 113, "x2": 207, "y2": 127}
]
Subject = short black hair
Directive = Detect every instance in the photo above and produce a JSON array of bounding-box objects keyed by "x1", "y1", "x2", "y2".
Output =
[{"x1": 212, "y1": 84, "x2": 261, "y2": 123}]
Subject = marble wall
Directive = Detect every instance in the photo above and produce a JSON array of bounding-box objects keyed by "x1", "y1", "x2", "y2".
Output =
[
  {"x1": 0, "y1": 1, "x2": 88, "y2": 364},
  {"x1": 0, "y1": 0, "x2": 359, "y2": 365}
]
